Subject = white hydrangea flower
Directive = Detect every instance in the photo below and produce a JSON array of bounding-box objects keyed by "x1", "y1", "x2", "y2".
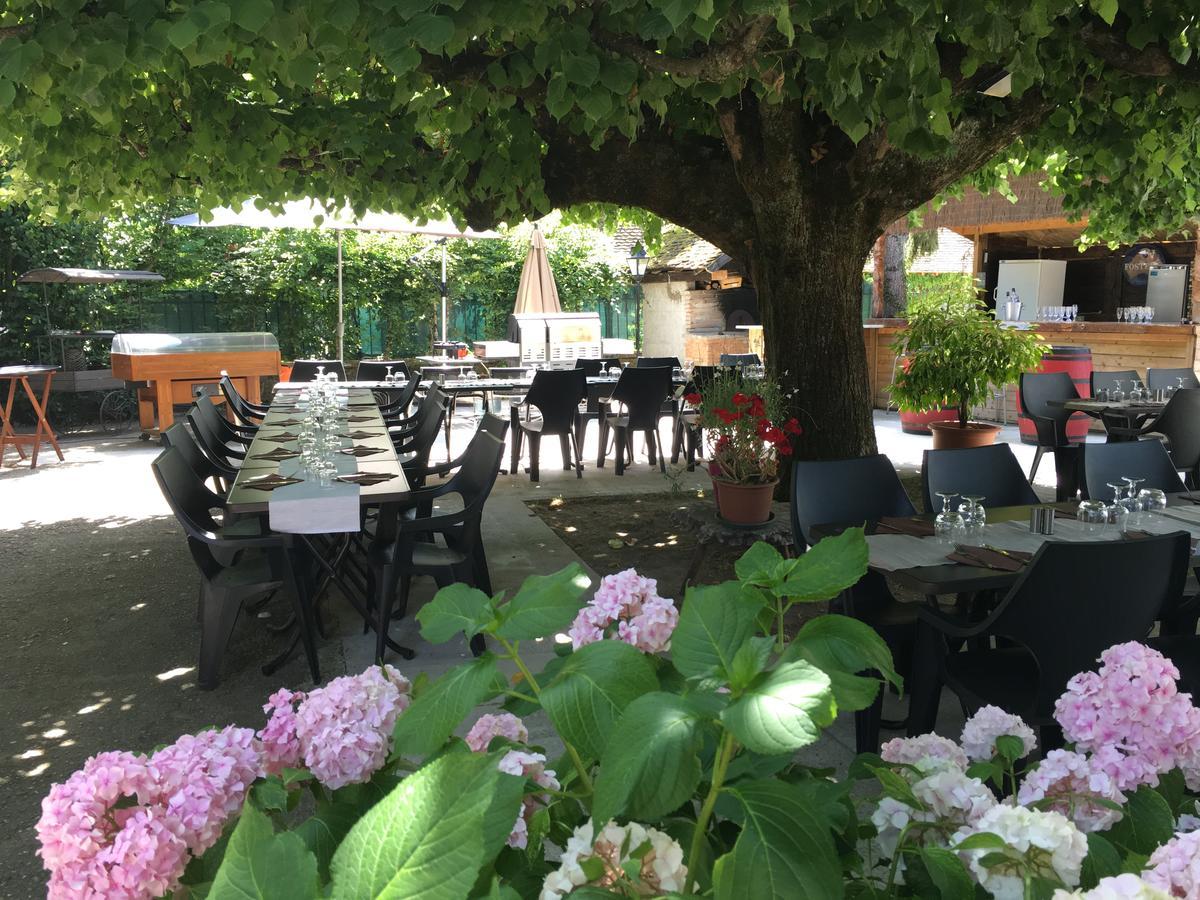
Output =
[
  {"x1": 961, "y1": 705, "x2": 1038, "y2": 762},
  {"x1": 539, "y1": 819, "x2": 687, "y2": 900},
  {"x1": 871, "y1": 769, "x2": 996, "y2": 864},
  {"x1": 954, "y1": 806, "x2": 1087, "y2": 900},
  {"x1": 1052, "y1": 873, "x2": 1171, "y2": 899}
]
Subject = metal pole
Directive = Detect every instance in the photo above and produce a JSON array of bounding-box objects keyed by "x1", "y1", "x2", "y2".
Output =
[
  {"x1": 440, "y1": 240, "x2": 448, "y2": 344},
  {"x1": 336, "y1": 231, "x2": 345, "y2": 361}
]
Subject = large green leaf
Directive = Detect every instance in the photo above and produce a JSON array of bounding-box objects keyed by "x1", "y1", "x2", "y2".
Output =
[
  {"x1": 1079, "y1": 833, "x2": 1122, "y2": 890},
  {"x1": 592, "y1": 693, "x2": 705, "y2": 825},
  {"x1": 776, "y1": 529, "x2": 869, "y2": 602},
  {"x1": 209, "y1": 803, "x2": 320, "y2": 900},
  {"x1": 734, "y1": 541, "x2": 785, "y2": 585},
  {"x1": 721, "y1": 661, "x2": 835, "y2": 754},
  {"x1": 713, "y1": 779, "x2": 843, "y2": 900},
  {"x1": 494, "y1": 564, "x2": 591, "y2": 640},
  {"x1": 406, "y1": 13, "x2": 456, "y2": 52},
  {"x1": 671, "y1": 581, "x2": 764, "y2": 680},
  {"x1": 1106, "y1": 786, "x2": 1175, "y2": 855},
  {"x1": 296, "y1": 798, "x2": 366, "y2": 881},
  {"x1": 787, "y1": 613, "x2": 901, "y2": 689},
  {"x1": 911, "y1": 846, "x2": 975, "y2": 899},
  {"x1": 329, "y1": 752, "x2": 524, "y2": 900},
  {"x1": 231, "y1": 0, "x2": 274, "y2": 33},
  {"x1": 391, "y1": 655, "x2": 500, "y2": 757},
  {"x1": 417, "y1": 583, "x2": 495, "y2": 643},
  {"x1": 540, "y1": 640, "x2": 658, "y2": 759}
]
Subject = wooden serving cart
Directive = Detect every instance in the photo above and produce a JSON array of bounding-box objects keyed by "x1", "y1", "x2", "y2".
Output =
[{"x1": 109, "y1": 332, "x2": 280, "y2": 438}]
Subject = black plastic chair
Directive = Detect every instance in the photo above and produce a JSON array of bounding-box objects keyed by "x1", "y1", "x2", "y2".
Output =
[
  {"x1": 921, "y1": 444, "x2": 1039, "y2": 513},
  {"x1": 194, "y1": 394, "x2": 256, "y2": 445},
  {"x1": 394, "y1": 386, "x2": 450, "y2": 491},
  {"x1": 1019, "y1": 371, "x2": 1084, "y2": 497},
  {"x1": 597, "y1": 366, "x2": 673, "y2": 475},
  {"x1": 671, "y1": 366, "x2": 722, "y2": 469},
  {"x1": 910, "y1": 534, "x2": 1190, "y2": 743},
  {"x1": 152, "y1": 447, "x2": 320, "y2": 689},
  {"x1": 376, "y1": 374, "x2": 423, "y2": 420},
  {"x1": 1091, "y1": 369, "x2": 1144, "y2": 396},
  {"x1": 511, "y1": 368, "x2": 587, "y2": 481},
  {"x1": 1081, "y1": 439, "x2": 1186, "y2": 500},
  {"x1": 162, "y1": 422, "x2": 231, "y2": 497},
  {"x1": 575, "y1": 358, "x2": 622, "y2": 377},
  {"x1": 792, "y1": 455, "x2": 918, "y2": 752},
  {"x1": 186, "y1": 402, "x2": 250, "y2": 477},
  {"x1": 1104, "y1": 388, "x2": 1200, "y2": 488},
  {"x1": 719, "y1": 353, "x2": 761, "y2": 367},
  {"x1": 289, "y1": 359, "x2": 347, "y2": 382},
  {"x1": 367, "y1": 429, "x2": 507, "y2": 661},
  {"x1": 356, "y1": 360, "x2": 411, "y2": 382},
  {"x1": 636, "y1": 356, "x2": 681, "y2": 369},
  {"x1": 1089, "y1": 369, "x2": 1151, "y2": 439},
  {"x1": 219, "y1": 374, "x2": 268, "y2": 425},
  {"x1": 1148, "y1": 368, "x2": 1200, "y2": 392}
]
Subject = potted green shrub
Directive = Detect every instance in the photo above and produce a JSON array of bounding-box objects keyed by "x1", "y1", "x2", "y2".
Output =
[{"x1": 891, "y1": 295, "x2": 1045, "y2": 449}]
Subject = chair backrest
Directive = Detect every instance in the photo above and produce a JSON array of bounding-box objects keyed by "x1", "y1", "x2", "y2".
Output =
[
  {"x1": 636, "y1": 356, "x2": 681, "y2": 369},
  {"x1": 162, "y1": 423, "x2": 226, "y2": 495},
  {"x1": 791, "y1": 455, "x2": 916, "y2": 547},
  {"x1": 921, "y1": 443, "x2": 1039, "y2": 512},
  {"x1": 377, "y1": 374, "x2": 422, "y2": 418},
  {"x1": 184, "y1": 405, "x2": 242, "y2": 478},
  {"x1": 1147, "y1": 388, "x2": 1200, "y2": 473},
  {"x1": 446, "y1": 430, "x2": 506, "y2": 517},
  {"x1": 575, "y1": 358, "x2": 621, "y2": 377},
  {"x1": 356, "y1": 359, "x2": 411, "y2": 381},
  {"x1": 151, "y1": 447, "x2": 223, "y2": 541},
  {"x1": 488, "y1": 366, "x2": 530, "y2": 380},
  {"x1": 1081, "y1": 440, "x2": 1186, "y2": 500},
  {"x1": 1091, "y1": 369, "x2": 1143, "y2": 395},
  {"x1": 687, "y1": 366, "x2": 723, "y2": 398},
  {"x1": 1018, "y1": 371, "x2": 1079, "y2": 448},
  {"x1": 194, "y1": 394, "x2": 251, "y2": 441},
  {"x1": 1147, "y1": 368, "x2": 1200, "y2": 391},
  {"x1": 420, "y1": 365, "x2": 469, "y2": 382},
  {"x1": 397, "y1": 386, "x2": 449, "y2": 479},
  {"x1": 524, "y1": 369, "x2": 587, "y2": 432},
  {"x1": 219, "y1": 374, "x2": 264, "y2": 424},
  {"x1": 985, "y1": 534, "x2": 1190, "y2": 720},
  {"x1": 719, "y1": 353, "x2": 762, "y2": 367},
  {"x1": 610, "y1": 366, "x2": 673, "y2": 429},
  {"x1": 289, "y1": 359, "x2": 347, "y2": 382}
]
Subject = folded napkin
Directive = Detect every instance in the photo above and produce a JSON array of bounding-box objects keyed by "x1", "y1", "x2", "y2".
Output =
[
  {"x1": 270, "y1": 417, "x2": 303, "y2": 426},
  {"x1": 242, "y1": 472, "x2": 304, "y2": 491},
  {"x1": 251, "y1": 448, "x2": 300, "y2": 461},
  {"x1": 261, "y1": 432, "x2": 300, "y2": 443},
  {"x1": 876, "y1": 516, "x2": 935, "y2": 538},
  {"x1": 336, "y1": 471, "x2": 397, "y2": 485},
  {"x1": 339, "y1": 446, "x2": 386, "y2": 457},
  {"x1": 345, "y1": 415, "x2": 375, "y2": 423},
  {"x1": 339, "y1": 430, "x2": 383, "y2": 440},
  {"x1": 947, "y1": 545, "x2": 1031, "y2": 572}
]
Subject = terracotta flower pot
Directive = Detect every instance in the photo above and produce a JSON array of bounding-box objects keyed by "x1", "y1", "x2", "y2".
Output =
[
  {"x1": 928, "y1": 421, "x2": 1002, "y2": 450},
  {"x1": 713, "y1": 478, "x2": 778, "y2": 525}
]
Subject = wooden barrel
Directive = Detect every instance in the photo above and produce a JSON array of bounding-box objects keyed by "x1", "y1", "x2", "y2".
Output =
[
  {"x1": 900, "y1": 407, "x2": 960, "y2": 435},
  {"x1": 1017, "y1": 345, "x2": 1092, "y2": 445}
]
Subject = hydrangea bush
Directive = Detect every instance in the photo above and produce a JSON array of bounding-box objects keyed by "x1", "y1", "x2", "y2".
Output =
[{"x1": 35, "y1": 531, "x2": 1200, "y2": 899}]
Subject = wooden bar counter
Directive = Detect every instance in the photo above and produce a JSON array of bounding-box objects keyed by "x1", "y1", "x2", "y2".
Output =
[{"x1": 863, "y1": 319, "x2": 1200, "y2": 424}]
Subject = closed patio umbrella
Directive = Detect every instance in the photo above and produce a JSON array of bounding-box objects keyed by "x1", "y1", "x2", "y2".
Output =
[{"x1": 513, "y1": 226, "x2": 562, "y2": 315}]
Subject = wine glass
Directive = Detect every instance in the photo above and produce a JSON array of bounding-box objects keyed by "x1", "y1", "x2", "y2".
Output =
[
  {"x1": 934, "y1": 492, "x2": 966, "y2": 544},
  {"x1": 1178, "y1": 377, "x2": 1187, "y2": 393},
  {"x1": 1122, "y1": 476, "x2": 1146, "y2": 525},
  {"x1": 1111, "y1": 380, "x2": 1125, "y2": 403},
  {"x1": 960, "y1": 495, "x2": 987, "y2": 539},
  {"x1": 315, "y1": 365, "x2": 326, "y2": 380},
  {"x1": 383, "y1": 365, "x2": 394, "y2": 385},
  {"x1": 1105, "y1": 482, "x2": 1130, "y2": 530}
]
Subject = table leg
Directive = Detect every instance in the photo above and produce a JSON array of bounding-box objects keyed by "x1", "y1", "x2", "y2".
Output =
[
  {"x1": 906, "y1": 607, "x2": 944, "y2": 736},
  {"x1": 0, "y1": 377, "x2": 25, "y2": 465},
  {"x1": 24, "y1": 373, "x2": 64, "y2": 467},
  {"x1": 155, "y1": 379, "x2": 175, "y2": 434}
]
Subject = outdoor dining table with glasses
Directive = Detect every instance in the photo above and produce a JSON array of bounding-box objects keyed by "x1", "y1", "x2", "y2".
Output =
[{"x1": 225, "y1": 381, "x2": 415, "y2": 663}]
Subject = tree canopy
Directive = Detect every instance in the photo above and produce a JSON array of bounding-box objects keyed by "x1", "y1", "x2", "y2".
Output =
[{"x1": 2, "y1": 1, "x2": 1198, "y2": 455}]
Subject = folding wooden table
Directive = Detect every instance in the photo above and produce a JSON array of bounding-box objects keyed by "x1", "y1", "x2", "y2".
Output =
[{"x1": 0, "y1": 364, "x2": 65, "y2": 468}]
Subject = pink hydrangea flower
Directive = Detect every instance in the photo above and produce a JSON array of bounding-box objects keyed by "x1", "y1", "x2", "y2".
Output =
[
  {"x1": 880, "y1": 734, "x2": 969, "y2": 775},
  {"x1": 497, "y1": 749, "x2": 560, "y2": 850},
  {"x1": 1017, "y1": 749, "x2": 1125, "y2": 833},
  {"x1": 147, "y1": 726, "x2": 262, "y2": 855},
  {"x1": 960, "y1": 705, "x2": 1037, "y2": 762},
  {"x1": 567, "y1": 569, "x2": 678, "y2": 653},
  {"x1": 465, "y1": 713, "x2": 529, "y2": 752},
  {"x1": 1144, "y1": 830, "x2": 1200, "y2": 897},
  {"x1": 258, "y1": 687, "x2": 305, "y2": 775},
  {"x1": 1054, "y1": 642, "x2": 1200, "y2": 792},
  {"x1": 291, "y1": 665, "x2": 411, "y2": 790}
]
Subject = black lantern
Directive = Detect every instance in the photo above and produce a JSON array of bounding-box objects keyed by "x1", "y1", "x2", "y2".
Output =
[{"x1": 627, "y1": 244, "x2": 648, "y2": 282}]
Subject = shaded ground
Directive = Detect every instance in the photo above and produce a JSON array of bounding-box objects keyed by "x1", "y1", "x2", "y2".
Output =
[{"x1": 0, "y1": 514, "x2": 345, "y2": 897}]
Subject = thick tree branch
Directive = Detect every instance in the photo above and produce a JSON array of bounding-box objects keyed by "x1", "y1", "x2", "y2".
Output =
[
  {"x1": 593, "y1": 15, "x2": 775, "y2": 81},
  {"x1": 0, "y1": 23, "x2": 32, "y2": 39},
  {"x1": 1077, "y1": 19, "x2": 1200, "y2": 84}
]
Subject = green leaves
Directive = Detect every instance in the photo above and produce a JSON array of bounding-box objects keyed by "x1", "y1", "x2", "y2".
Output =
[
  {"x1": 540, "y1": 640, "x2": 658, "y2": 759},
  {"x1": 232, "y1": 0, "x2": 275, "y2": 33},
  {"x1": 407, "y1": 13, "x2": 456, "y2": 52},
  {"x1": 391, "y1": 655, "x2": 500, "y2": 757},
  {"x1": 721, "y1": 660, "x2": 835, "y2": 754},
  {"x1": 563, "y1": 54, "x2": 600, "y2": 88},
  {"x1": 592, "y1": 693, "x2": 706, "y2": 825},
  {"x1": 494, "y1": 564, "x2": 591, "y2": 640},
  {"x1": 786, "y1": 612, "x2": 902, "y2": 708},
  {"x1": 417, "y1": 584, "x2": 495, "y2": 643},
  {"x1": 210, "y1": 803, "x2": 319, "y2": 900},
  {"x1": 329, "y1": 752, "x2": 523, "y2": 900},
  {"x1": 734, "y1": 531, "x2": 868, "y2": 603},
  {"x1": 1106, "y1": 787, "x2": 1175, "y2": 856},
  {"x1": 713, "y1": 779, "x2": 843, "y2": 900},
  {"x1": 671, "y1": 581, "x2": 764, "y2": 680}
]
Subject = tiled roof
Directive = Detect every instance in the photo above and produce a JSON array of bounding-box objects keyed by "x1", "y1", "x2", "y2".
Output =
[
  {"x1": 646, "y1": 227, "x2": 728, "y2": 275},
  {"x1": 862, "y1": 228, "x2": 974, "y2": 275}
]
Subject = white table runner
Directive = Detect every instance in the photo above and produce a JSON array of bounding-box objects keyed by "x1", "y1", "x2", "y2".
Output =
[{"x1": 267, "y1": 456, "x2": 361, "y2": 534}]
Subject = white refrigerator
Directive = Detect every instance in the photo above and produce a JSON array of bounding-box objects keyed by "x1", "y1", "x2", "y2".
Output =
[
  {"x1": 994, "y1": 259, "x2": 1067, "y2": 321},
  {"x1": 1145, "y1": 265, "x2": 1189, "y2": 322}
]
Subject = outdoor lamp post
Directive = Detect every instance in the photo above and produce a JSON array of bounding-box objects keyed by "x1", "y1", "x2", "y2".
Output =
[{"x1": 628, "y1": 245, "x2": 648, "y2": 350}]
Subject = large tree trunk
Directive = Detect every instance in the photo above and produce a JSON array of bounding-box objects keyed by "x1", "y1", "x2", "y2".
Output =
[
  {"x1": 747, "y1": 204, "x2": 880, "y2": 460},
  {"x1": 882, "y1": 233, "x2": 907, "y2": 317}
]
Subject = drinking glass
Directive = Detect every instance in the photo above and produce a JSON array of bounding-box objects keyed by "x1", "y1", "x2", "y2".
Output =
[
  {"x1": 1076, "y1": 499, "x2": 1107, "y2": 535},
  {"x1": 1105, "y1": 482, "x2": 1130, "y2": 530},
  {"x1": 1146, "y1": 307, "x2": 1155, "y2": 323},
  {"x1": 1138, "y1": 488, "x2": 1168, "y2": 520},
  {"x1": 315, "y1": 365, "x2": 326, "y2": 380},
  {"x1": 607, "y1": 364, "x2": 621, "y2": 377},
  {"x1": 1110, "y1": 380, "x2": 1125, "y2": 403},
  {"x1": 1070, "y1": 305, "x2": 1079, "y2": 322},
  {"x1": 384, "y1": 365, "x2": 394, "y2": 385},
  {"x1": 1129, "y1": 382, "x2": 1144, "y2": 402},
  {"x1": 1123, "y1": 476, "x2": 1146, "y2": 526},
  {"x1": 1178, "y1": 377, "x2": 1187, "y2": 393},
  {"x1": 1117, "y1": 308, "x2": 1125, "y2": 323},
  {"x1": 959, "y1": 495, "x2": 987, "y2": 538},
  {"x1": 934, "y1": 492, "x2": 966, "y2": 544}
]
